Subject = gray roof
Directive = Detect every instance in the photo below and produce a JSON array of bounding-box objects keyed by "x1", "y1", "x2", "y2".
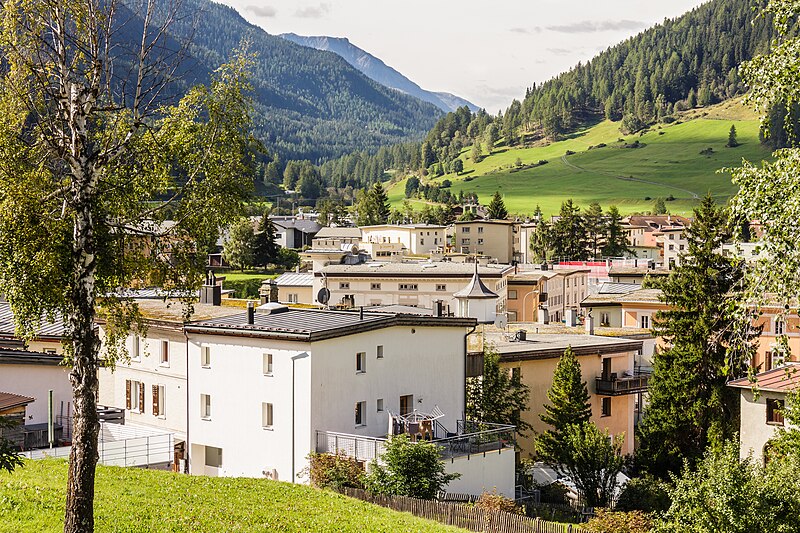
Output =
[
  {"x1": 185, "y1": 308, "x2": 475, "y2": 342},
  {"x1": 319, "y1": 262, "x2": 513, "y2": 278},
  {"x1": 270, "y1": 217, "x2": 322, "y2": 234},
  {"x1": 314, "y1": 226, "x2": 362, "y2": 239},
  {"x1": 482, "y1": 331, "x2": 643, "y2": 361},
  {"x1": 0, "y1": 303, "x2": 66, "y2": 339},
  {"x1": 597, "y1": 282, "x2": 643, "y2": 294},
  {"x1": 581, "y1": 288, "x2": 664, "y2": 307},
  {"x1": 275, "y1": 272, "x2": 314, "y2": 287},
  {"x1": 609, "y1": 266, "x2": 670, "y2": 277},
  {"x1": 0, "y1": 347, "x2": 63, "y2": 366},
  {"x1": 360, "y1": 224, "x2": 446, "y2": 230},
  {"x1": 453, "y1": 271, "x2": 499, "y2": 299},
  {"x1": 368, "y1": 305, "x2": 435, "y2": 316}
]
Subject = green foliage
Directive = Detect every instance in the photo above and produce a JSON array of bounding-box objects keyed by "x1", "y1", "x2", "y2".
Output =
[
  {"x1": 466, "y1": 345, "x2": 532, "y2": 437},
  {"x1": 316, "y1": 199, "x2": 347, "y2": 227},
  {"x1": 253, "y1": 214, "x2": 280, "y2": 268},
  {"x1": 276, "y1": 248, "x2": 301, "y2": 271},
  {"x1": 586, "y1": 509, "x2": 655, "y2": 533},
  {"x1": 529, "y1": 222, "x2": 553, "y2": 263},
  {"x1": 636, "y1": 195, "x2": 756, "y2": 478},
  {"x1": 363, "y1": 435, "x2": 459, "y2": 500},
  {"x1": 583, "y1": 202, "x2": 604, "y2": 259},
  {"x1": 615, "y1": 475, "x2": 671, "y2": 513},
  {"x1": 355, "y1": 183, "x2": 391, "y2": 226},
  {"x1": 560, "y1": 423, "x2": 626, "y2": 508},
  {"x1": 602, "y1": 206, "x2": 635, "y2": 258},
  {"x1": 551, "y1": 200, "x2": 588, "y2": 260},
  {"x1": 305, "y1": 453, "x2": 364, "y2": 491},
  {"x1": 487, "y1": 191, "x2": 509, "y2": 220},
  {"x1": 655, "y1": 443, "x2": 800, "y2": 532},
  {"x1": 727, "y1": 124, "x2": 739, "y2": 147},
  {"x1": 221, "y1": 278, "x2": 262, "y2": 299},
  {"x1": 475, "y1": 490, "x2": 522, "y2": 515},
  {"x1": 223, "y1": 218, "x2": 257, "y2": 271},
  {"x1": 0, "y1": 459, "x2": 459, "y2": 532},
  {"x1": 651, "y1": 198, "x2": 667, "y2": 215},
  {"x1": 0, "y1": 416, "x2": 22, "y2": 473},
  {"x1": 536, "y1": 346, "x2": 592, "y2": 464}
]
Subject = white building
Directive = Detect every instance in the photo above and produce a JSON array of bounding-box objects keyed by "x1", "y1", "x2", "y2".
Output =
[
  {"x1": 454, "y1": 267, "x2": 499, "y2": 324},
  {"x1": 0, "y1": 348, "x2": 72, "y2": 427},
  {"x1": 360, "y1": 224, "x2": 446, "y2": 257},
  {"x1": 183, "y1": 304, "x2": 515, "y2": 496}
]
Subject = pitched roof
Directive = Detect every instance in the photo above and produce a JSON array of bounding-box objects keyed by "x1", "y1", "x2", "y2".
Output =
[
  {"x1": 609, "y1": 266, "x2": 671, "y2": 277},
  {"x1": 729, "y1": 363, "x2": 800, "y2": 393},
  {"x1": 275, "y1": 272, "x2": 314, "y2": 287},
  {"x1": 482, "y1": 332, "x2": 643, "y2": 361},
  {"x1": 0, "y1": 303, "x2": 66, "y2": 340},
  {"x1": 0, "y1": 391, "x2": 35, "y2": 411},
  {"x1": 453, "y1": 270, "x2": 499, "y2": 299},
  {"x1": 184, "y1": 308, "x2": 475, "y2": 342},
  {"x1": 0, "y1": 348, "x2": 63, "y2": 366},
  {"x1": 319, "y1": 262, "x2": 513, "y2": 278},
  {"x1": 581, "y1": 288, "x2": 664, "y2": 307},
  {"x1": 314, "y1": 226, "x2": 362, "y2": 239}
]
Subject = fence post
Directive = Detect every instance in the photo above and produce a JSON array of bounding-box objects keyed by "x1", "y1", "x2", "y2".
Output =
[{"x1": 568, "y1": 525, "x2": 573, "y2": 533}]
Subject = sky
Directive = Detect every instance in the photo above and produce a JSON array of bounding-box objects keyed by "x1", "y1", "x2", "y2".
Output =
[{"x1": 217, "y1": 0, "x2": 709, "y2": 112}]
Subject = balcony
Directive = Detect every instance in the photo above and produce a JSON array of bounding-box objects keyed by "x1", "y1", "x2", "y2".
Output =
[
  {"x1": 315, "y1": 421, "x2": 516, "y2": 462},
  {"x1": 595, "y1": 371, "x2": 650, "y2": 396}
]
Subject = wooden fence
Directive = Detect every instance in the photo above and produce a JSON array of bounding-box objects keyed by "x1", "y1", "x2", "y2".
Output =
[{"x1": 339, "y1": 488, "x2": 591, "y2": 533}]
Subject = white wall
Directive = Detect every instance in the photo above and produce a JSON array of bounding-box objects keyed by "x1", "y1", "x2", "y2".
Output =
[
  {"x1": 0, "y1": 364, "x2": 72, "y2": 425},
  {"x1": 739, "y1": 389, "x2": 788, "y2": 462},
  {"x1": 97, "y1": 327, "x2": 188, "y2": 440},
  {"x1": 443, "y1": 448, "x2": 516, "y2": 498}
]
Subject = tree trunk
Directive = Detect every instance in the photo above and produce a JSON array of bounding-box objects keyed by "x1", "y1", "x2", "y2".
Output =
[{"x1": 64, "y1": 163, "x2": 100, "y2": 532}]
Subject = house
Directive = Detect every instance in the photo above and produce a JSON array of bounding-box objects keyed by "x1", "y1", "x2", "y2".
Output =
[
  {"x1": 485, "y1": 331, "x2": 645, "y2": 457},
  {"x1": 515, "y1": 222, "x2": 540, "y2": 265},
  {"x1": 543, "y1": 269, "x2": 590, "y2": 325},
  {"x1": 607, "y1": 266, "x2": 670, "y2": 285},
  {"x1": 315, "y1": 261, "x2": 514, "y2": 313},
  {"x1": 0, "y1": 348, "x2": 71, "y2": 428},
  {"x1": 271, "y1": 217, "x2": 322, "y2": 249},
  {"x1": 183, "y1": 304, "x2": 515, "y2": 497},
  {"x1": 505, "y1": 271, "x2": 550, "y2": 323},
  {"x1": 729, "y1": 364, "x2": 800, "y2": 462},
  {"x1": 751, "y1": 305, "x2": 800, "y2": 372},
  {"x1": 660, "y1": 226, "x2": 688, "y2": 270},
  {"x1": 623, "y1": 215, "x2": 691, "y2": 267},
  {"x1": 581, "y1": 285, "x2": 665, "y2": 331},
  {"x1": 360, "y1": 224, "x2": 446, "y2": 257},
  {"x1": 312, "y1": 226, "x2": 362, "y2": 250},
  {"x1": 0, "y1": 302, "x2": 65, "y2": 354},
  {"x1": 721, "y1": 241, "x2": 769, "y2": 264},
  {"x1": 452, "y1": 220, "x2": 517, "y2": 264},
  {"x1": 275, "y1": 272, "x2": 315, "y2": 305}
]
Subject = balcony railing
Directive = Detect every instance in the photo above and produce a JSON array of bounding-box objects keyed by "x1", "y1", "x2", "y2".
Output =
[
  {"x1": 315, "y1": 421, "x2": 516, "y2": 463},
  {"x1": 595, "y1": 372, "x2": 650, "y2": 396}
]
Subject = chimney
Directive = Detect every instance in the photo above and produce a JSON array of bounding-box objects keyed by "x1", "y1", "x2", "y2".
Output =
[
  {"x1": 435, "y1": 300, "x2": 443, "y2": 317},
  {"x1": 586, "y1": 314, "x2": 595, "y2": 335},
  {"x1": 200, "y1": 270, "x2": 221, "y2": 306},
  {"x1": 359, "y1": 306, "x2": 364, "y2": 321},
  {"x1": 259, "y1": 279, "x2": 279, "y2": 304},
  {"x1": 247, "y1": 301, "x2": 255, "y2": 325}
]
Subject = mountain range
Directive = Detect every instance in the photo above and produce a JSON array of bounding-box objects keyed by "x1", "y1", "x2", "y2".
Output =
[{"x1": 279, "y1": 33, "x2": 478, "y2": 114}]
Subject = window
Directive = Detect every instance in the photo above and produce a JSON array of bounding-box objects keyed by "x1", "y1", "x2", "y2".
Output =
[
  {"x1": 371, "y1": 283, "x2": 382, "y2": 290},
  {"x1": 477, "y1": 226, "x2": 484, "y2": 233},
  {"x1": 399, "y1": 283, "x2": 418, "y2": 291},
  {"x1": 400, "y1": 394, "x2": 413, "y2": 416},
  {"x1": 461, "y1": 238, "x2": 470, "y2": 245},
  {"x1": 669, "y1": 234, "x2": 674, "y2": 240},
  {"x1": 287, "y1": 293, "x2": 299, "y2": 303},
  {"x1": 477, "y1": 238, "x2": 484, "y2": 245},
  {"x1": 679, "y1": 245, "x2": 685, "y2": 251},
  {"x1": 601, "y1": 312, "x2": 610, "y2": 326},
  {"x1": 640, "y1": 315, "x2": 650, "y2": 329},
  {"x1": 508, "y1": 290, "x2": 518, "y2": 300},
  {"x1": 775, "y1": 318, "x2": 785, "y2": 335},
  {"x1": 462, "y1": 227, "x2": 470, "y2": 233},
  {"x1": 436, "y1": 284, "x2": 447, "y2": 292},
  {"x1": 601, "y1": 397, "x2": 612, "y2": 417},
  {"x1": 767, "y1": 398, "x2": 785, "y2": 425},
  {"x1": 356, "y1": 352, "x2": 366, "y2": 373},
  {"x1": 355, "y1": 401, "x2": 366, "y2": 426},
  {"x1": 153, "y1": 384, "x2": 166, "y2": 417},
  {"x1": 126, "y1": 380, "x2": 144, "y2": 412},
  {"x1": 204, "y1": 446, "x2": 222, "y2": 468},
  {"x1": 201, "y1": 346, "x2": 211, "y2": 368},
  {"x1": 160, "y1": 340, "x2": 169, "y2": 366},
  {"x1": 131, "y1": 335, "x2": 141, "y2": 361},
  {"x1": 201, "y1": 394, "x2": 212, "y2": 420},
  {"x1": 262, "y1": 402, "x2": 274, "y2": 429},
  {"x1": 668, "y1": 244, "x2": 675, "y2": 251},
  {"x1": 263, "y1": 353, "x2": 273, "y2": 375},
  {"x1": 377, "y1": 399, "x2": 384, "y2": 412},
  {"x1": 339, "y1": 282, "x2": 350, "y2": 290},
  {"x1": 566, "y1": 279, "x2": 570, "y2": 288},
  {"x1": 377, "y1": 345, "x2": 384, "y2": 359},
  {"x1": 420, "y1": 239, "x2": 425, "y2": 245}
]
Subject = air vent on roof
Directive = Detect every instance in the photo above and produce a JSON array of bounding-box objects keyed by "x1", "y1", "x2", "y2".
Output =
[
  {"x1": 256, "y1": 302, "x2": 289, "y2": 315},
  {"x1": 367, "y1": 262, "x2": 384, "y2": 268}
]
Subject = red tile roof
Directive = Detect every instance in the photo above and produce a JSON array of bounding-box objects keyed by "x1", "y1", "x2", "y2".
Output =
[
  {"x1": 0, "y1": 391, "x2": 35, "y2": 411},
  {"x1": 729, "y1": 363, "x2": 800, "y2": 393}
]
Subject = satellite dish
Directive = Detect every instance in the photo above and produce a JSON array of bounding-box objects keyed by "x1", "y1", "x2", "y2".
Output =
[
  {"x1": 494, "y1": 315, "x2": 508, "y2": 330},
  {"x1": 317, "y1": 288, "x2": 331, "y2": 305}
]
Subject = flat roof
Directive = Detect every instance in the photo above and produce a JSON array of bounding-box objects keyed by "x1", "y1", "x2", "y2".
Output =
[
  {"x1": 360, "y1": 224, "x2": 446, "y2": 230},
  {"x1": 453, "y1": 219, "x2": 515, "y2": 226},
  {"x1": 609, "y1": 267, "x2": 671, "y2": 276},
  {"x1": 185, "y1": 308, "x2": 476, "y2": 342},
  {"x1": 581, "y1": 288, "x2": 664, "y2": 307},
  {"x1": 314, "y1": 227, "x2": 362, "y2": 239},
  {"x1": 0, "y1": 391, "x2": 35, "y2": 411},
  {"x1": 119, "y1": 299, "x2": 245, "y2": 326},
  {"x1": 729, "y1": 363, "x2": 800, "y2": 393},
  {"x1": 319, "y1": 262, "x2": 513, "y2": 278},
  {"x1": 482, "y1": 332, "x2": 643, "y2": 362}
]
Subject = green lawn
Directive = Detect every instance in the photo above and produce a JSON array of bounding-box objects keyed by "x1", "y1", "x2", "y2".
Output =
[
  {"x1": 0, "y1": 460, "x2": 465, "y2": 532},
  {"x1": 388, "y1": 99, "x2": 771, "y2": 217},
  {"x1": 217, "y1": 271, "x2": 278, "y2": 282}
]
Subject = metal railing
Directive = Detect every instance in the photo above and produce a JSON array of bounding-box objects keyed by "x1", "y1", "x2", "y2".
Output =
[
  {"x1": 316, "y1": 421, "x2": 516, "y2": 462},
  {"x1": 595, "y1": 371, "x2": 650, "y2": 396}
]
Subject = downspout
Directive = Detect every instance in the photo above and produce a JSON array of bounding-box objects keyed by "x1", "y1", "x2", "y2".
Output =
[
  {"x1": 463, "y1": 323, "x2": 477, "y2": 424},
  {"x1": 184, "y1": 328, "x2": 189, "y2": 474}
]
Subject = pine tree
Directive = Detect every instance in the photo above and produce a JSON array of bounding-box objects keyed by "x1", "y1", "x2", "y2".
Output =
[
  {"x1": 529, "y1": 221, "x2": 553, "y2": 263},
  {"x1": 602, "y1": 205, "x2": 634, "y2": 258},
  {"x1": 253, "y1": 213, "x2": 280, "y2": 267},
  {"x1": 652, "y1": 197, "x2": 667, "y2": 215},
  {"x1": 583, "y1": 202, "x2": 604, "y2": 259},
  {"x1": 470, "y1": 142, "x2": 482, "y2": 163},
  {"x1": 487, "y1": 191, "x2": 509, "y2": 220},
  {"x1": 727, "y1": 124, "x2": 739, "y2": 147},
  {"x1": 536, "y1": 346, "x2": 592, "y2": 465},
  {"x1": 372, "y1": 182, "x2": 391, "y2": 224},
  {"x1": 223, "y1": 217, "x2": 257, "y2": 271},
  {"x1": 552, "y1": 200, "x2": 588, "y2": 260},
  {"x1": 636, "y1": 194, "x2": 755, "y2": 478}
]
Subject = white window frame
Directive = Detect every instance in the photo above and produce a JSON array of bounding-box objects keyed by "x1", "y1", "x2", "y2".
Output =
[
  {"x1": 775, "y1": 318, "x2": 786, "y2": 336},
  {"x1": 131, "y1": 335, "x2": 141, "y2": 362},
  {"x1": 131, "y1": 381, "x2": 142, "y2": 413},
  {"x1": 355, "y1": 401, "x2": 367, "y2": 427},
  {"x1": 201, "y1": 394, "x2": 212, "y2": 420},
  {"x1": 201, "y1": 346, "x2": 211, "y2": 368},
  {"x1": 640, "y1": 315, "x2": 650, "y2": 329},
  {"x1": 339, "y1": 282, "x2": 350, "y2": 290},
  {"x1": 356, "y1": 352, "x2": 367, "y2": 373},
  {"x1": 377, "y1": 345, "x2": 384, "y2": 359},
  {"x1": 436, "y1": 284, "x2": 447, "y2": 292},
  {"x1": 156, "y1": 384, "x2": 166, "y2": 418},
  {"x1": 262, "y1": 402, "x2": 274, "y2": 429},
  {"x1": 160, "y1": 340, "x2": 170, "y2": 367},
  {"x1": 263, "y1": 353, "x2": 273, "y2": 376},
  {"x1": 371, "y1": 282, "x2": 382, "y2": 291}
]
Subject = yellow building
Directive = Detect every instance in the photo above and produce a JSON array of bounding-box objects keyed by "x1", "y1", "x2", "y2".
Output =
[{"x1": 453, "y1": 220, "x2": 517, "y2": 264}]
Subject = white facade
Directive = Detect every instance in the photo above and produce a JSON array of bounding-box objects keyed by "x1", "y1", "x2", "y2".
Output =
[
  {"x1": 661, "y1": 228, "x2": 688, "y2": 270},
  {"x1": 98, "y1": 325, "x2": 188, "y2": 441},
  {"x1": 737, "y1": 388, "x2": 789, "y2": 462},
  {"x1": 186, "y1": 323, "x2": 468, "y2": 482},
  {"x1": 0, "y1": 359, "x2": 72, "y2": 425},
  {"x1": 360, "y1": 225, "x2": 446, "y2": 256}
]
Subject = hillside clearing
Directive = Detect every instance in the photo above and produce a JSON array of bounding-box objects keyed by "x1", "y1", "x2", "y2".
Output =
[{"x1": 0, "y1": 460, "x2": 465, "y2": 532}]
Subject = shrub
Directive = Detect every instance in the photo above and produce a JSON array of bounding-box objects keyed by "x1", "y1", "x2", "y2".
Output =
[
  {"x1": 565, "y1": 150, "x2": 576, "y2": 156},
  {"x1": 222, "y1": 278, "x2": 262, "y2": 299},
  {"x1": 616, "y1": 475, "x2": 671, "y2": 513},
  {"x1": 537, "y1": 481, "x2": 570, "y2": 505},
  {"x1": 595, "y1": 143, "x2": 607, "y2": 148},
  {"x1": 475, "y1": 490, "x2": 522, "y2": 515},
  {"x1": 586, "y1": 509, "x2": 655, "y2": 533},
  {"x1": 644, "y1": 196, "x2": 652, "y2": 201},
  {"x1": 440, "y1": 179, "x2": 451, "y2": 188},
  {"x1": 305, "y1": 452, "x2": 364, "y2": 491},
  {"x1": 538, "y1": 159, "x2": 549, "y2": 165},
  {"x1": 665, "y1": 195, "x2": 675, "y2": 202}
]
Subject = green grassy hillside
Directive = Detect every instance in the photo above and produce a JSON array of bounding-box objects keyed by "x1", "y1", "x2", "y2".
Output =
[
  {"x1": 0, "y1": 460, "x2": 463, "y2": 532},
  {"x1": 388, "y1": 99, "x2": 771, "y2": 216}
]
